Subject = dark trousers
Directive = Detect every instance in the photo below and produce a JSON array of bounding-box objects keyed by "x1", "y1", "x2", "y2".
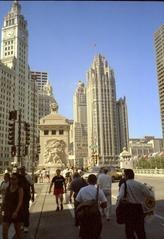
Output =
[
  {"x1": 125, "y1": 203, "x2": 146, "y2": 239},
  {"x1": 22, "y1": 199, "x2": 30, "y2": 227}
]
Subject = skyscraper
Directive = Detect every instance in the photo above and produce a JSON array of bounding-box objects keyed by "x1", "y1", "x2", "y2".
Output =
[
  {"x1": 0, "y1": 1, "x2": 38, "y2": 171},
  {"x1": 73, "y1": 81, "x2": 88, "y2": 167},
  {"x1": 86, "y1": 54, "x2": 128, "y2": 166},
  {"x1": 116, "y1": 97, "x2": 129, "y2": 152},
  {"x1": 154, "y1": 25, "x2": 164, "y2": 140},
  {"x1": 31, "y1": 71, "x2": 56, "y2": 119}
]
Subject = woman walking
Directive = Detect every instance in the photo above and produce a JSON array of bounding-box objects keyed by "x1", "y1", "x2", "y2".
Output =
[{"x1": 2, "y1": 173, "x2": 23, "y2": 239}]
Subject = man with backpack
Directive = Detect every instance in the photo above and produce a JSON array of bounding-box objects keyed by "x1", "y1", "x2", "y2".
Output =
[
  {"x1": 76, "y1": 174, "x2": 107, "y2": 239},
  {"x1": 18, "y1": 166, "x2": 35, "y2": 233},
  {"x1": 69, "y1": 172, "x2": 88, "y2": 226}
]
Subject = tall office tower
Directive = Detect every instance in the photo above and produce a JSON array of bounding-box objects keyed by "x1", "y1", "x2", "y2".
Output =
[
  {"x1": 31, "y1": 71, "x2": 48, "y2": 94},
  {"x1": 0, "y1": 1, "x2": 38, "y2": 171},
  {"x1": 154, "y1": 25, "x2": 164, "y2": 140},
  {"x1": 116, "y1": 97, "x2": 129, "y2": 152},
  {"x1": 31, "y1": 71, "x2": 56, "y2": 119},
  {"x1": 86, "y1": 54, "x2": 119, "y2": 166},
  {"x1": 73, "y1": 81, "x2": 88, "y2": 167}
]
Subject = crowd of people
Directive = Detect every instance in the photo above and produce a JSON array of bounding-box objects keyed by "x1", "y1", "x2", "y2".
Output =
[
  {"x1": 0, "y1": 166, "x2": 155, "y2": 239},
  {"x1": 0, "y1": 166, "x2": 34, "y2": 239}
]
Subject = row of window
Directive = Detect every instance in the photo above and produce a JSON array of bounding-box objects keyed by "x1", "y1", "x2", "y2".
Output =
[
  {"x1": 6, "y1": 19, "x2": 15, "y2": 27},
  {"x1": 44, "y1": 130, "x2": 64, "y2": 135}
]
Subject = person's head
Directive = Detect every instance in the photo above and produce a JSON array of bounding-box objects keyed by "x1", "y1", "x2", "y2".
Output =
[
  {"x1": 4, "y1": 173, "x2": 10, "y2": 182},
  {"x1": 99, "y1": 167, "x2": 104, "y2": 174},
  {"x1": 10, "y1": 173, "x2": 19, "y2": 186},
  {"x1": 73, "y1": 172, "x2": 80, "y2": 179},
  {"x1": 124, "y1": 169, "x2": 134, "y2": 180},
  {"x1": 56, "y1": 169, "x2": 61, "y2": 176},
  {"x1": 103, "y1": 167, "x2": 108, "y2": 174},
  {"x1": 18, "y1": 166, "x2": 26, "y2": 175},
  {"x1": 88, "y1": 174, "x2": 97, "y2": 185}
]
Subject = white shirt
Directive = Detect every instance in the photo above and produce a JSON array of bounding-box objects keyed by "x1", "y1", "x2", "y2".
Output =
[
  {"x1": 118, "y1": 179, "x2": 155, "y2": 213},
  {"x1": 97, "y1": 173, "x2": 112, "y2": 193},
  {"x1": 76, "y1": 184, "x2": 107, "y2": 203}
]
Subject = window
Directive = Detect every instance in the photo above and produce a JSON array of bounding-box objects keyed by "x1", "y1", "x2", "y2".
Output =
[
  {"x1": 44, "y1": 130, "x2": 49, "y2": 135},
  {"x1": 52, "y1": 130, "x2": 56, "y2": 135},
  {"x1": 59, "y1": 130, "x2": 64, "y2": 135}
]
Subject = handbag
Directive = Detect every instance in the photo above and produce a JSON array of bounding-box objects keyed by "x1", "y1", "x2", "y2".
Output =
[{"x1": 116, "y1": 181, "x2": 129, "y2": 224}]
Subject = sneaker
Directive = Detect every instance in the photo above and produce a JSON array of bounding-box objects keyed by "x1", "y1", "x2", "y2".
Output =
[
  {"x1": 24, "y1": 227, "x2": 29, "y2": 233},
  {"x1": 56, "y1": 206, "x2": 59, "y2": 211},
  {"x1": 60, "y1": 204, "x2": 63, "y2": 210}
]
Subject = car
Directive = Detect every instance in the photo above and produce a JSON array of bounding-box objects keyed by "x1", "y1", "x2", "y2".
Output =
[{"x1": 82, "y1": 165, "x2": 123, "y2": 182}]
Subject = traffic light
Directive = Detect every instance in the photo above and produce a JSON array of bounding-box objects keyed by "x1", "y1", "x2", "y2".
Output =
[
  {"x1": 37, "y1": 145, "x2": 40, "y2": 154},
  {"x1": 11, "y1": 145, "x2": 16, "y2": 157},
  {"x1": 24, "y1": 146, "x2": 28, "y2": 156},
  {"x1": 9, "y1": 110, "x2": 17, "y2": 120},
  {"x1": 8, "y1": 122, "x2": 15, "y2": 145},
  {"x1": 24, "y1": 122, "x2": 30, "y2": 145}
]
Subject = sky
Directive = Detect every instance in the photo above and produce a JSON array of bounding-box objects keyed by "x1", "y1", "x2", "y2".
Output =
[{"x1": 0, "y1": 1, "x2": 164, "y2": 138}]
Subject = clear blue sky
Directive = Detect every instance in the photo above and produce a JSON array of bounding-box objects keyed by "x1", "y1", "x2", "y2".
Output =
[{"x1": 0, "y1": 1, "x2": 164, "y2": 138}]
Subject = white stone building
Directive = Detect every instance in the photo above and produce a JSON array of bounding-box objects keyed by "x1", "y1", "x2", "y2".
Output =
[
  {"x1": 0, "y1": 1, "x2": 38, "y2": 171},
  {"x1": 38, "y1": 102, "x2": 70, "y2": 170},
  {"x1": 73, "y1": 81, "x2": 88, "y2": 167},
  {"x1": 86, "y1": 54, "x2": 129, "y2": 166}
]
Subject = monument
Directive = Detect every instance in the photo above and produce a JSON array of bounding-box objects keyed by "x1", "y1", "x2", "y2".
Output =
[{"x1": 38, "y1": 101, "x2": 70, "y2": 174}]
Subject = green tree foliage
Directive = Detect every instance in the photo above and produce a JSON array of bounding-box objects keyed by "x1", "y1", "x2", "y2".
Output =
[{"x1": 136, "y1": 157, "x2": 164, "y2": 169}]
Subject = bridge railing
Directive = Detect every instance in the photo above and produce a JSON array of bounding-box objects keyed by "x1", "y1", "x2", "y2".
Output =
[{"x1": 134, "y1": 168, "x2": 164, "y2": 175}]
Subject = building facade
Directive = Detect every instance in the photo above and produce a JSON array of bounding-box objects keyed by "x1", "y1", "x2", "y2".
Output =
[
  {"x1": 116, "y1": 97, "x2": 129, "y2": 152},
  {"x1": 73, "y1": 81, "x2": 88, "y2": 167},
  {"x1": 154, "y1": 24, "x2": 164, "y2": 140},
  {"x1": 0, "y1": 1, "x2": 38, "y2": 171},
  {"x1": 129, "y1": 136, "x2": 163, "y2": 158},
  {"x1": 86, "y1": 54, "x2": 128, "y2": 166},
  {"x1": 38, "y1": 102, "x2": 70, "y2": 170}
]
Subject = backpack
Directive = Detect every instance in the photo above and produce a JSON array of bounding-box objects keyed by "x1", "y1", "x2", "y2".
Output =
[{"x1": 76, "y1": 186, "x2": 100, "y2": 221}]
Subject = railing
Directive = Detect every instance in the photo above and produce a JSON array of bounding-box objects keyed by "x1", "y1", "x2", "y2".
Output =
[{"x1": 134, "y1": 168, "x2": 164, "y2": 175}]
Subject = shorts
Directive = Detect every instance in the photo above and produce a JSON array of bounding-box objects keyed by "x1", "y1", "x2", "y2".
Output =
[{"x1": 54, "y1": 188, "x2": 64, "y2": 196}]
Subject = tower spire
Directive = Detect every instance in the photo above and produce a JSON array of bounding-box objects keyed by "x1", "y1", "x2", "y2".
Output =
[{"x1": 11, "y1": 0, "x2": 21, "y2": 14}]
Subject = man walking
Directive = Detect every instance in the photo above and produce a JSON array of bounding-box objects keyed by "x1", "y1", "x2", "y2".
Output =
[
  {"x1": 69, "y1": 172, "x2": 88, "y2": 226},
  {"x1": 76, "y1": 174, "x2": 107, "y2": 239},
  {"x1": 97, "y1": 167, "x2": 112, "y2": 221},
  {"x1": 49, "y1": 169, "x2": 66, "y2": 211},
  {"x1": 18, "y1": 166, "x2": 35, "y2": 233},
  {"x1": 117, "y1": 169, "x2": 147, "y2": 239}
]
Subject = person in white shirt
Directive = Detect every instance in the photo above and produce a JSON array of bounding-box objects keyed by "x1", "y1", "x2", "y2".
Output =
[
  {"x1": 117, "y1": 169, "x2": 146, "y2": 239},
  {"x1": 97, "y1": 167, "x2": 112, "y2": 221},
  {"x1": 76, "y1": 174, "x2": 107, "y2": 239}
]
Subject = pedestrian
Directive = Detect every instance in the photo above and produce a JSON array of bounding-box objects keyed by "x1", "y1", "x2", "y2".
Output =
[
  {"x1": 117, "y1": 169, "x2": 146, "y2": 239},
  {"x1": 18, "y1": 166, "x2": 35, "y2": 233},
  {"x1": 76, "y1": 174, "x2": 107, "y2": 239},
  {"x1": 97, "y1": 167, "x2": 112, "y2": 221},
  {"x1": 2, "y1": 173, "x2": 23, "y2": 239},
  {"x1": 69, "y1": 172, "x2": 88, "y2": 226},
  {"x1": 49, "y1": 169, "x2": 66, "y2": 211},
  {"x1": 0, "y1": 173, "x2": 10, "y2": 205}
]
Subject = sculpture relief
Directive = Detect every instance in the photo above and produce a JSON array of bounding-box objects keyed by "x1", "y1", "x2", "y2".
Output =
[{"x1": 44, "y1": 139, "x2": 67, "y2": 166}]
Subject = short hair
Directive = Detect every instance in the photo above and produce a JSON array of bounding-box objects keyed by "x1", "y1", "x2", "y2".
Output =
[
  {"x1": 73, "y1": 172, "x2": 80, "y2": 178},
  {"x1": 124, "y1": 169, "x2": 134, "y2": 179},
  {"x1": 103, "y1": 167, "x2": 108, "y2": 174},
  {"x1": 88, "y1": 174, "x2": 97, "y2": 185}
]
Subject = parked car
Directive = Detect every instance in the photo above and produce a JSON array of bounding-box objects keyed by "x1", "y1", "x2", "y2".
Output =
[{"x1": 82, "y1": 165, "x2": 122, "y2": 182}]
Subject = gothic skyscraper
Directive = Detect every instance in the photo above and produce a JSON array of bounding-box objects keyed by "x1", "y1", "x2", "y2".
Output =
[{"x1": 86, "y1": 54, "x2": 129, "y2": 165}]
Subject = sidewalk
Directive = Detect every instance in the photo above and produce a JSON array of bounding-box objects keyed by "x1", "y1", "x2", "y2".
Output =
[{"x1": 21, "y1": 183, "x2": 79, "y2": 239}]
